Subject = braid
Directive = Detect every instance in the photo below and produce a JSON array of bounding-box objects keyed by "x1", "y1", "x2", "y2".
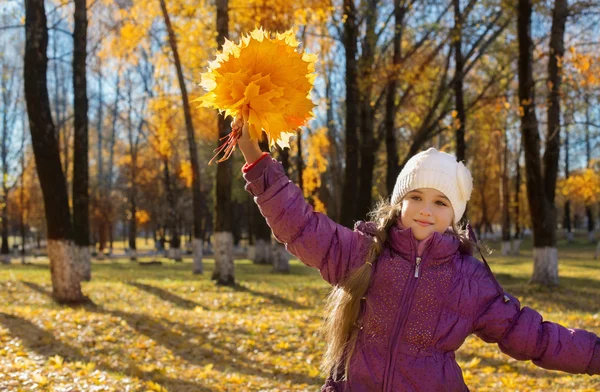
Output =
[{"x1": 321, "y1": 199, "x2": 400, "y2": 381}]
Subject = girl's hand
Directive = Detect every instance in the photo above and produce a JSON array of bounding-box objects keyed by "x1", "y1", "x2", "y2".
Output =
[{"x1": 234, "y1": 106, "x2": 263, "y2": 164}]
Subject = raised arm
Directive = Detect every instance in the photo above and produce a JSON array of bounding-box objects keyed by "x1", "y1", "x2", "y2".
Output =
[{"x1": 235, "y1": 116, "x2": 374, "y2": 285}]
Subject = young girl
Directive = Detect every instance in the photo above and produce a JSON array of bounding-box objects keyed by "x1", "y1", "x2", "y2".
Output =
[{"x1": 232, "y1": 117, "x2": 600, "y2": 391}]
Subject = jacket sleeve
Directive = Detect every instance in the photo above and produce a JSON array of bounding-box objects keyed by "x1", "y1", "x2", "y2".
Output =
[
  {"x1": 471, "y1": 263, "x2": 600, "y2": 375},
  {"x1": 243, "y1": 155, "x2": 374, "y2": 285}
]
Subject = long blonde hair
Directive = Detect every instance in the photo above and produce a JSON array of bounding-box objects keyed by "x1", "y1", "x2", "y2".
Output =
[{"x1": 320, "y1": 198, "x2": 483, "y2": 381}]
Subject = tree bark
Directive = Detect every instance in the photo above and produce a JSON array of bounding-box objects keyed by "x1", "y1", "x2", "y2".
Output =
[
  {"x1": 72, "y1": 0, "x2": 91, "y2": 281},
  {"x1": 0, "y1": 74, "x2": 10, "y2": 264},
  {"x1": 453, "y1": 0, "x2": 467, "y2": 163},
  {"x1": 24, "y1": 0, "x2": 84, "y2": 303},
  {"x1": 563, "y1": 120, "x2": 572, "y2": 242},
  {"x1": 385, "y1": 0, "x2": 405, "y2": 197},
  {"x1": 340, "y1": 0, "x2": 359, "y2": 228},
  {"x1": 250, "y1": 137, "x2": 272, "y2": 265},
  {"x1": 518, "y1": 0, "x2": 567, "y2": 286},
  {"x1": 355, "y1": 0, "x2": 378, "y2": 222},
  {"x1": 163, "y1": 158, "x2": 181, "y2": 261},
  {"x1": 126, "y1": 77, "x2": 138, "y2": 261},
  {"x1": 501, "y1": 126, "x2": 511, "y2": 255},
  {"x1": 584, "y1": 96, "x2": 595, "y2": 242},
  {"x1": 325, "y1": 66, "x2": 343, "y2": 222},
  {"x1": 20, "y1": 126, "x2": 26, "y2": 264},
  {"x1": 513, "y1": 141, "x2": 523, "y2": 255},
  {"x1": 159, "y1": 0, "x2": 204, "y2": 272},
  {"x1": 210, "y1": 0, "x2": 235, "y2": 285}
]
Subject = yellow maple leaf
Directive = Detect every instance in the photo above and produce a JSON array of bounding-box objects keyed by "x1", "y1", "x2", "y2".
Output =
[{"x1": 194, "y1": 27, "x2": 317, "y2": 154}]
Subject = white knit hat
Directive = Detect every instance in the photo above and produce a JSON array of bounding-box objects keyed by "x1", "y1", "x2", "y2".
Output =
[{"x1": 390, "y1": 148, "x2": 473, "y2": 223}]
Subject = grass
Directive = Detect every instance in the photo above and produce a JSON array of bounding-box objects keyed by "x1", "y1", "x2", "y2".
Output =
[{"x1": 1, "y1": 237, "x2": 599, "y2": 391}]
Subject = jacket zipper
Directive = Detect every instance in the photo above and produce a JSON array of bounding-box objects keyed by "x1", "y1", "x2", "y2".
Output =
[
  {"x1": 414, "y1": 257, "x2": 422, "y2": 278},
  {"x1": 382, "y1": 254, "x2": 422, "y2": 391}
]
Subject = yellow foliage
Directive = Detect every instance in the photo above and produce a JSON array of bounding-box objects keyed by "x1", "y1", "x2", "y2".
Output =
[
  {"x1": 135, "y1": 210, "x2": 151, "y2": 225},
  {"x1": 302, "y1": 127, "x2": 329, "y2": 213},
  {"x1": 559, "y1": 168, "x2": 600, "y2": 206},
  {"x1": 1, "y1": 248, "x2": 600, "y2": 390},
  {"x1": 179, "y1": 161, "x2": 193, "y2": 187},
  {"x1": 195, "y1": 27, "x2": 317, "y2": 149}
]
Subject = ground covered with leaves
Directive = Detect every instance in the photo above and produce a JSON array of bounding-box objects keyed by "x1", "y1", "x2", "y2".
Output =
[{"x1": 1, "y1": 238, "x2": 600, "y2": 391}]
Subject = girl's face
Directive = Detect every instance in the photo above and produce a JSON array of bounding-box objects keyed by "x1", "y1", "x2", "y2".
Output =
[{"x1": 400, "y1": 188, "x2": 454, "y2": 240}]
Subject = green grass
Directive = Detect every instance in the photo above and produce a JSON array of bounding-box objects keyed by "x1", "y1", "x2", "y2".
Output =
[{"x1": 1, "y1": 237, "x2": 599, "y2": 391}]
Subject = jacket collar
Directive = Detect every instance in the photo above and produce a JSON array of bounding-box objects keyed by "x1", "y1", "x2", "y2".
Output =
[
  {"x1": 387, "y1": 225, "x2": 461, "y2": 261},
  {"x1": 354, "y1": 221, "x2": 462, "y2": 261}
]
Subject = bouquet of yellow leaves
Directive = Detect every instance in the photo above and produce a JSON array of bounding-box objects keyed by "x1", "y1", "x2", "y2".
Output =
[{"x1": 194, "y1": 27, "x2": 317, "y2": 164}]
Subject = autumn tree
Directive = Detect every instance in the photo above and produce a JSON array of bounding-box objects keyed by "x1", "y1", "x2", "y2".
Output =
[
  {"x1": 517, "y1": 0, "x2": 567, "y2": 286},
  {"x1": 24, "y1": 0, "x2": 84, "y2": 303},
  {"x1": 72, "y1": 0, "x2": 91, "y2": 280},
  {"x1": 0, "y1": 46, "x2": 22, "y2": 264},
  {"x1": 158, "y1": 0, "x2": 205, "y2": 273},
  {"x1": 211, "y1": 0, "x2": 235, "y2": 285}
]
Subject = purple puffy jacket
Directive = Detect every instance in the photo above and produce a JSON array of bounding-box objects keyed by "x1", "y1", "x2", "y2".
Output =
[{"x1": 244, "y1": 156, "x2": 600, "y2": 391}]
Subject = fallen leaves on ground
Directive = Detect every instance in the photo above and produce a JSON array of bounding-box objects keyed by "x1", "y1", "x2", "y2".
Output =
[{"x1": 1, "y1": 239, "x2": 599, "y2": 391}]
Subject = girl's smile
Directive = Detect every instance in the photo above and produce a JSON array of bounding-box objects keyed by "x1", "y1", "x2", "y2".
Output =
[
  {"x1": 414, "y1": 219, "x2": 433, "y2": 227},
  {"x1": 400, "y1": 188, "x2": 454, "y2": 240}
]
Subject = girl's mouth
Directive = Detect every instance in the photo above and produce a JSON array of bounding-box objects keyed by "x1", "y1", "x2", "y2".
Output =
[{"x1": 414, "y1": 220, "x2": 433, "y2": 227}]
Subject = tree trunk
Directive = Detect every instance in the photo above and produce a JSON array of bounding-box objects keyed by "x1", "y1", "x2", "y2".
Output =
[
  {"x1": 1, "y1": 181, "x2": 9, "y2": 264},
  {"x1": 564, "y1": 120, "x2": 573, "y2": 242},
  {"x1": 584, "y1": 96, "x2": 595, "y2": 242},
  {"x1": 340, "y1": 0, "x2": 359, "y2": 228},
  {"x1": 267, "y1": 144, "x2": 290, "y2": 273},
  {"x1": 501, "y1": 126, "x2": 511, "y2": 255},
  {"x1": 126, "y1": 78, "x2": 138, "y2": 261},
  {"x1": 325, "y1": 65, "x2": 343, "y2": 222},
  {"x1": 210, "y1": 0, "x2": 234, "y2": 285},
  {"x1": 72, "y1": 0, "x2": 91, "y2": 281},
  {"x1": 272, "y1": 241, "x2": 290, "y2": 273},
  {"x1": 24, "y1": 0, "x2": 84, "y2": 303},
  {"x1": 20, "y1": 126, "x2": 26, "y2": 264},
  {"x1": 513, "y1": 142, "x2": 523, "y2": 255},
  {"x1": 128, "y1": 187, "x2": 137, "y2": 261},
  {"x1": 162, "y1": 158, "x2": 181, "y2": 261},
  {"x1": 159, "y1": 0, "x2": 204, "y2": 272},
  {"x1": 453, "y1": 0, "x2": 467, "y2": 163},
  {"x1": 356, "y1": 0, "x2": 378, "y2": 222},
  {"x1": 518, "y1": 0, "x2": 566, "y2": 286},
  {"x1": 385, "y1": 0, "x2": 405, "y2": 197},
  {"x1": 297, "y1": 130, "x2": 304, "y2": 194},
  {"x1": 1, "y1": 117, "x2": 9, "y2": 264}
]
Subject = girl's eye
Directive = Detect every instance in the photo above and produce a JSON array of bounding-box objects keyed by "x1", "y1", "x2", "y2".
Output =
[
  {"x1": 410, "y1": 196, "x2": 421, "y2": 201},
  {"x1": 436, "y1": 200, "x2": 448, "y2": 207}
]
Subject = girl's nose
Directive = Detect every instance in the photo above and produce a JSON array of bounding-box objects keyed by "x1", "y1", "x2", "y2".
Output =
[{"x1": 420, "y1": 206, "x2": 432, "y2": 216}]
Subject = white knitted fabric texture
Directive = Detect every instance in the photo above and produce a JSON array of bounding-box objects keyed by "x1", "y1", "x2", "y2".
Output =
[{"x1": 391, "y1": 148, "x2": 473, "y2": 223}]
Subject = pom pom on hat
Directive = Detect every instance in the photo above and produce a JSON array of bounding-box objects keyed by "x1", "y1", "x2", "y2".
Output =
[{"x1": 390, "y1": 148, "x2": 473, "y2": 223}]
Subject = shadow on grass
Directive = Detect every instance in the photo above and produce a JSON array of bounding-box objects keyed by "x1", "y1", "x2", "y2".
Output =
[
  {"x1": 20, "y1": 281, "x2": 53, "y2": 297},
  {"x1": 0, "y1": 312, "x2": 212, "y2": 391},
  {"x1": 456, "y1": 349, "x2": 567, "y2": 380},
  {"x1": 127, "y1": 281, "x2": 208, "y2": 311},
  {"x1": 233, "y1": 282, "x2": 311, "y2": 310},
  {"x1": 85, "y1": 304, "x2": 320, "y2": 386}
]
